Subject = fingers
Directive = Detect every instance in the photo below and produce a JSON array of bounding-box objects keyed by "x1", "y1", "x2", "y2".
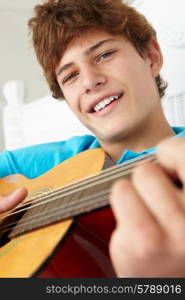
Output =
[
  {"x1": 109, "y1": 227, "x2": 127, "y2": 277},
  {"x1": 132, "y1": 162, "x2": 185, "y2": 239},
  {"x1": 109, "y1": 138, "x2": 185, "y2": 277},
  {"x1": 0, "y1": 188, "x2": 27, "y2": 213},
  {"x1": 157, "y1": 137, "x2": 185, "y2": 184},
  {"x1": 109, "y1": 179, "x2": 165, "y2": 277},
  {"x1": 110, "y1": 138, "x2": 185, "y2": 238},
  {"x1": 110, "y1": 179, "x2": 161, "y2": 240}
]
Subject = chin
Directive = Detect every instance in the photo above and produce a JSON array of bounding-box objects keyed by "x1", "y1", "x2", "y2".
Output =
[{"x1": 98, "y1": 131, "x2": 126, "y2": 144}]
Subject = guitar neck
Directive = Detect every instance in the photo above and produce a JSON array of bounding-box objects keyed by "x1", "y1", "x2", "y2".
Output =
[{"x1": 7, "y1": 152, "x2": 156, "y2": 238}]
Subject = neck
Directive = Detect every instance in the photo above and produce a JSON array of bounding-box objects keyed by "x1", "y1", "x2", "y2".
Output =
[{"x1": 100, "y1": 109, "x2": 175, "y2": 162}]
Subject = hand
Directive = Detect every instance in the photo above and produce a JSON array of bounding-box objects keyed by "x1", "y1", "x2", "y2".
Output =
[
  {"x1": 0, "y1": 188, "x2": 27, "y2": 214},
  {"x1": 109, "y1": 138, "x2": 185, "y2": 277}
]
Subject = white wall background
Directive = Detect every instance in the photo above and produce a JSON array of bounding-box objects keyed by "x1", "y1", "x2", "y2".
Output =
[{"x1": 0, "y1": 0, "x2": 50, "y2": 151}]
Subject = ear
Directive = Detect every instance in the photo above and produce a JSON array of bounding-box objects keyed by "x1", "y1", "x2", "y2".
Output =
[{"x1": 145, "y1": 38, "x2": 163, "y2": 78}]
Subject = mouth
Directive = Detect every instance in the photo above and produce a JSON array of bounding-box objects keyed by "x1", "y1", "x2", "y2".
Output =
[{"x1": 90, "y1": 92, "x2": 124, "y2": 113}]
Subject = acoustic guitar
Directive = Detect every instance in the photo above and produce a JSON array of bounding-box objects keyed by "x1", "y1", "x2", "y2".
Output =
[{"x1": 0, "y1": 148, "x2": 155, "y2": 278}]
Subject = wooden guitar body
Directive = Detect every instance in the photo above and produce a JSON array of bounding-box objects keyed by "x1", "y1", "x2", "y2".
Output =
[
  {"x1": 0, "y1": 148, "x2": 116, "y2": 277},
  {"x1": 38, "y1": 208, "x2": 115, "y2": 277}
]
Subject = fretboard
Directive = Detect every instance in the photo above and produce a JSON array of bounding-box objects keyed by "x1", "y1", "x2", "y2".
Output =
[{"x1": 8, "y1": 152, "x2": 156, "y2": 238}]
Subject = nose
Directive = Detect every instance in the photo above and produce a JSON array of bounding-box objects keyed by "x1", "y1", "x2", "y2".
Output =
[{"x1": 82, "y1": 66, "x2": 107, "y2": 94}]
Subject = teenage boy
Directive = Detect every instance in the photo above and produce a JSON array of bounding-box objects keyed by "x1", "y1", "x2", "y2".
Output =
[{"x1": 0, "y1": 0, "x2": 185, "y2": 277}]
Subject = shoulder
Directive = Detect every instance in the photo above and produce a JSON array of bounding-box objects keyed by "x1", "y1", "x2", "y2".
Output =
[{"x1": 0, "y1": 134, "x2": 97, "y2": 178}]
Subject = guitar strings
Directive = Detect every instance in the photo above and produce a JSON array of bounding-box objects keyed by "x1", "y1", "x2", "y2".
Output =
[
  {"x1": 0, "y1": 181, "x2": 114, "y2": 232},
  {"x1": 1, "y1": 152, "x2": 155, "y2": 221},
  {"x1": 0, "y1": 168, "x2": 132, "y2": 234},
  {"x1": 0, "y1": 152, "x2": 156, "y2": 232},
  {"x1": 0, "y1": 152, "x2": 156, "y2": 221},
  {"x1": 1, "y1": 189, "x2": 110, "y2": 235},
  {"x1": 0, "y1": 154, "x2": 157, "y2": 235}
]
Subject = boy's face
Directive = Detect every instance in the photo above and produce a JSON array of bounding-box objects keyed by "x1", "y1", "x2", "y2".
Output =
[{"x1": 56, "y1": 30, "x2": 162, "y2": 145}]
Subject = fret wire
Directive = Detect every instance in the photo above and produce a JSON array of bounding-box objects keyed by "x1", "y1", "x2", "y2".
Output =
[{"x1": 1, "y1": 153, "x2": 156, "y2": 221}]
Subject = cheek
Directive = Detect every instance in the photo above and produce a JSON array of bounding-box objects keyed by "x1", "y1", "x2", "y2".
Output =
[
  {"x1": 63, "y1": 89, "x2": 77, "y2": 109},
  {"x1": 63, "y1": 82, "x2": 83, "y2": 112},
  {"x1": 114, "y1": 58, "x2": 141, "y2": 85},
  {"x1": 64, "y1": 93, "x2": 82, "y2": 117},
  {"x1": 130, "y1": 64, "x2": 153, "y2": 94}
]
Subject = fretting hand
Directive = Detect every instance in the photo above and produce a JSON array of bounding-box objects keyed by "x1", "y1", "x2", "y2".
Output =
[{"x1": 109, "y1": 138, "x2": 185, "y2": 277}]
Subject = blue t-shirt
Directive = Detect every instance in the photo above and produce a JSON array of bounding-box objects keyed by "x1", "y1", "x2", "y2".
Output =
[{"x1": 0, "y1": 126, "x2": 184, "y2": 179}]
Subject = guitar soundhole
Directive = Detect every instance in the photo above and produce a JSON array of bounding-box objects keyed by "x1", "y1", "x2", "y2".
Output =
[
  {"x1": 0, "y1": 203, "x2": 31, "y2": 247},
  {"x1": 0, "y1": 214, "x2": 16, "y2": 247},
  {"x1": 0, "y1": 232, "x2": 10, "y2": 247}
]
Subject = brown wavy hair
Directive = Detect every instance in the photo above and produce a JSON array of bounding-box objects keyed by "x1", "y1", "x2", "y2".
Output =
[{"x1": 28, "y1": 0, "x2": 167, "y2": 99}]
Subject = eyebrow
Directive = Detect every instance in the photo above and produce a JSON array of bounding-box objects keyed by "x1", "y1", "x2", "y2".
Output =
[{"x1": 57, "y1": 38, "x2": 116, "y2": 77}]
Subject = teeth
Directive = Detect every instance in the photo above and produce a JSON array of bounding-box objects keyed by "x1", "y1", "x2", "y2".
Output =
[{"x1": 93, "y1": 94, "x2": 122, "y2": 112}]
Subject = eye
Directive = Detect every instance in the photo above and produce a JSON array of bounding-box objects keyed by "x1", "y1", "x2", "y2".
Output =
[
  {"x1": 63, "y1": 72, "x2": 79, "y2": 84},
  {"x1": 97, "y1": 50, "x2": 116, "y2": 62}
]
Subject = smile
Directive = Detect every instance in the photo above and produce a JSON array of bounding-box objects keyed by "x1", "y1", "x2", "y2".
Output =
[{"x1": 93, "y1": 93, "x2": 123, "y2": 112}]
